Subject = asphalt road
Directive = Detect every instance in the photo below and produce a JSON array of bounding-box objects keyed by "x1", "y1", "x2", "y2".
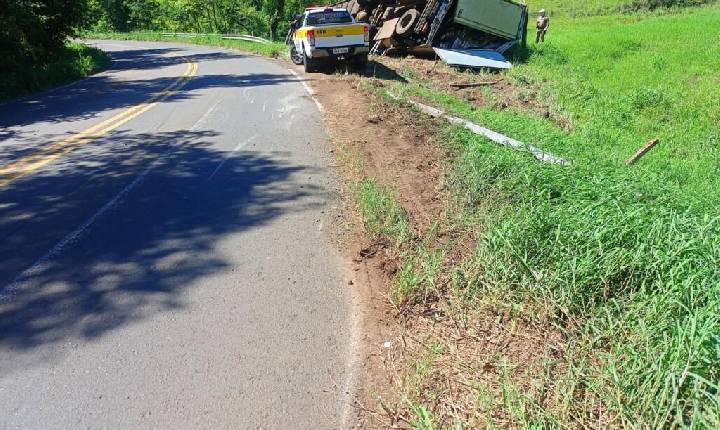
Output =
[{"x1": 0, "y1": 40, "x2": 352, "y2": 429}]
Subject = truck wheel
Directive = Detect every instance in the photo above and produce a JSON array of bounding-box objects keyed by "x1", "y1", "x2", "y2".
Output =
[
  {"x1": 290, "y1": 46, "x2": 304, "y2": 65},
  {"x1": 353, "y1": 54, "x2": 369, "y2": 71},
  {"x1": 303, "y1": 53, "x2": 317, "y2": 73},
  {"x1": 396, "y1": 9, "x2": 419, "y2": 36}
]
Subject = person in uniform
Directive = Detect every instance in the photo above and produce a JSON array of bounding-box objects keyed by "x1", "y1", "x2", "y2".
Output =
[{"x1": 536, "y1": 9, "x2": 549, "y2": 43}]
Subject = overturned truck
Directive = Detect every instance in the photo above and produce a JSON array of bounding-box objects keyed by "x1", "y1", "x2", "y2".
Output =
[{"x1": 332, "y1": 0, "x2": 528, "y2": 69}]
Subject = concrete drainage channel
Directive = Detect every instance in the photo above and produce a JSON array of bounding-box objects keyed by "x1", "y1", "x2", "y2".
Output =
[{"x1": 386, "y1": 91, "x2": 570, "y2": 165}]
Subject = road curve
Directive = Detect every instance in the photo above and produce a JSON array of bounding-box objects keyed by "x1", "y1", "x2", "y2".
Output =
[{"x1": 0, "y1": 40, "x2": 351, "y2": 429}]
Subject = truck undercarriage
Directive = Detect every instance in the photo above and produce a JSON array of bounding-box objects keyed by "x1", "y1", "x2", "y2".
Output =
[{"x1": 332, "y1": 0, "x2": 528, "y2": 68}]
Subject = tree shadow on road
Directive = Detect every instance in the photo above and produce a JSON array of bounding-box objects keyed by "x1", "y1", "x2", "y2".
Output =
[{"x1": 0, "y1": 127, "x2": 330, "y2": 369}]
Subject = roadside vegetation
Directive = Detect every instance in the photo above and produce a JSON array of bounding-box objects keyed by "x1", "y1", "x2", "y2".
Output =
[
  {"x1": 85, "y1": 0, "x2": 319, "y2": 41},
  {"x1": 2, "y1": 0, "x2": 319, "y2": 100},
  {"x1": 1, "y1": 43, "x2": 109, "y2": 101},
  {"x1": 1, "y1": 1, "x2": 109, "y2": 100},
  {"x1": 4, "y1": 0, "x2": 718, "y2": 427},
  {"x1": 352, "y1": 1, "x2": 720, "y2": 428},
  {"x1": 84, "y1": 31, "x2": 287, "y2": 58}
]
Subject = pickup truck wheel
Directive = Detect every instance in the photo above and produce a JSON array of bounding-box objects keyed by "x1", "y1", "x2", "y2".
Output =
[
  {"x1": 290, "y1": 46, "x2": 304, "y2": 65},
  {"x1": 353, "y1": 54, "x2": 369, "y2": 71},
  {"x1": 303, "y1": 53, "x2": 317, "y2": 73}
]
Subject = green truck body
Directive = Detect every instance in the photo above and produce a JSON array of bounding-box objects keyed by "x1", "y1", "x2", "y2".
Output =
[{"x1": 453, "y1": 0, "x2": 526, "y2": 40}]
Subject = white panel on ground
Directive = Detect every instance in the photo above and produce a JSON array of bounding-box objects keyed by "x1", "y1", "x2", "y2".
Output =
[{"x1": 433, "y1": 48, "x2": 512, "y2": 70}]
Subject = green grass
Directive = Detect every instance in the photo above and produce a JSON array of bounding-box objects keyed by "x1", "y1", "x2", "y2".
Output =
[
  {"x1": 394, "y1": 244, "x2": 445, "y2": 303},
  {"x1": 449, "y1": 128, "x2": 719, "y2": 427},
  {"x1": 526, "y1": 0, "x2": 716, "y2": 16},
  {"x1": 369, "y1": 4, "x2": 720, "y2": 428},
  {"x1": 355, "y1": 179, "x2": 449, "y2": 303},
  {"x1": 1, "y1": 43, "x2": 110, "y2": 101},
  {"x1": 518, "y1": 6, "x2": 720, "y2": 198},
  {"x1": 406, "y1": 344, "x2": 445, "y2": 430},
  {"x1": 84, "y1": 31, "x2": 287, "y2": 59},
  {"x1": 356, "y1": 179, "x2": 411, "y2": 243}
]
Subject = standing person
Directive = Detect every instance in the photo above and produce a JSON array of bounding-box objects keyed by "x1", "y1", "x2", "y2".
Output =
[{"x1": 536, "y1": 9, "x2": 549, "y2": 43}]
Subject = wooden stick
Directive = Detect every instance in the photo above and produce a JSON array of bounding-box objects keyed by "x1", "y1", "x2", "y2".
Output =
[
  {"x1": 449, "y1": 80, "x2": 500, "y2": 88},
  {"x1": 626, "y1": 138, "x2": 660, "y2": 165}
]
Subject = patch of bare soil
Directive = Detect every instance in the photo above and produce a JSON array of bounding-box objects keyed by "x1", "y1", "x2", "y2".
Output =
[
  {"x1": 313, "y1": 74, "x2": 448, "y2": 236},
  {"x1": 371, "y1": 55, "x2": 574, "y2": 131},
  {"x1": 295, "y1": 59, "x2": 572, "y2": 428}
]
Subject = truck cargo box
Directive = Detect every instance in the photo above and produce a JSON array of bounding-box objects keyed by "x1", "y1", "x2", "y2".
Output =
[{"x1": 453, "y1": 0, "x2": 526, "y2": 40}]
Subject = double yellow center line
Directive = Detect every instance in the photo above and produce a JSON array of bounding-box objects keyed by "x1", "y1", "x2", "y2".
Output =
[{"x1": 0, "y1": 60, "x2": 199, "y2": 188}]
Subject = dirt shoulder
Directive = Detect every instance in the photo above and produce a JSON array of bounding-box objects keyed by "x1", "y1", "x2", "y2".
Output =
[{"x1": 296, "y1": 66, "x2": 446, "y2": 427}]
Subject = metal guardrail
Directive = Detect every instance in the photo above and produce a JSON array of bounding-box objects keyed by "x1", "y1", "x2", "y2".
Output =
[{"x1": 160, "y1": 32, "x2": 271, "y2": 44}]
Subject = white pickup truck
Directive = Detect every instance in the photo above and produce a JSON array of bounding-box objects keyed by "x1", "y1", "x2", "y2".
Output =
[{"x1": 289, "y1": 7, "x2": 370, "y2": 72}]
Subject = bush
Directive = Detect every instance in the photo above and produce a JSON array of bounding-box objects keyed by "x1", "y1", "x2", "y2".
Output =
[{"x1": 1, "y1": 43, "x2": 110, "y2": 100}]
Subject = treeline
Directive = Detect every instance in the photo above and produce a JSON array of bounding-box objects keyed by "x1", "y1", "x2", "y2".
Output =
[
  {"x1": 88, "y1": 0, "x2": 317, "y2": 40},
  {"x1": 2, "y1": 0, "x2": 88, "y2": 67},
  {"x1": 1, "y1": 0, "x2": 315, "y2": 97},
  {"x1": 1, "y1": 0, "x2": 109, "y2": 99}
]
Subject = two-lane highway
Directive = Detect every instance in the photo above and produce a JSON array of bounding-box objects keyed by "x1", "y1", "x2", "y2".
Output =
[{"x1": 0, "y1": 41, "x2": 352, "y2": 428}]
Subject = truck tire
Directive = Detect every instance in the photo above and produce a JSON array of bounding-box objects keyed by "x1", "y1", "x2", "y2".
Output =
[
  {"x1": 290, "y1": 45, "x2": 304, "y2": 65},
  {"x1": 304, "y1": 52, "x2": 319, "y2": 73},
  {"x1": 381, "y1": 7, "x2": 393, "y2": 20},
  {"x1": 396, "y1": 9, "x2": 419, "y2": 36},
  {"x1": 353, "y1": 53, "x2": 369, "y2": 71}
]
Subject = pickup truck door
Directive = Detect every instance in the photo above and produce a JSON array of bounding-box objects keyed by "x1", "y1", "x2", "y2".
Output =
[{"x1": 294, "y1": 24, "x2": 306, "y2": 55}]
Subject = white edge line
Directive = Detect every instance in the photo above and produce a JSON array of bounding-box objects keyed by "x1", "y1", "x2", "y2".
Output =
[
  {"x1": 287, "y1": 69, "x2": 324, "y2": 113},
  {"x1": 289, "y1": 68, "x2": 354, "y2": 429}
]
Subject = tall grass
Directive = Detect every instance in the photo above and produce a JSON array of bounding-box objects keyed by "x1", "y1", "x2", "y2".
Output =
[
  {"x1": 356, "y1": 179, "x2": 410, "y2": 243},
  {"x1": 518, "y1": 5, "x2": 720, "y2": 195},
  {"x1": 450, "y1": 127, "x2": 719, "y2": 426},
  {"x1": 1, "y1": 43, "x2": 109, "y2": 101}
]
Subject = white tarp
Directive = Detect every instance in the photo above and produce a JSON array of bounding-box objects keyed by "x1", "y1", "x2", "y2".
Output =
[{"x1": 433, "y1": 48, "x2": 512, "y2": 70}]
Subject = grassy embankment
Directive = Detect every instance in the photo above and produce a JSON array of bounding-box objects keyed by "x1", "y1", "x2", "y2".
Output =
[
  {"x1": 84, "y1": 31, "x2": 287, "y2": 58},
  {"x1": 357, "y1": 2, "x2": 720, "y2": 428},
  {"x1": 1, "y1": 43, "x2": 109, "y2": 101}
]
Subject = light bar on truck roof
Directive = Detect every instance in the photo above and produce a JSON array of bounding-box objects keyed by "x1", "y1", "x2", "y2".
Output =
[{"x1": 305, "y1": 6, "x2": 343, "y2": 12}]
